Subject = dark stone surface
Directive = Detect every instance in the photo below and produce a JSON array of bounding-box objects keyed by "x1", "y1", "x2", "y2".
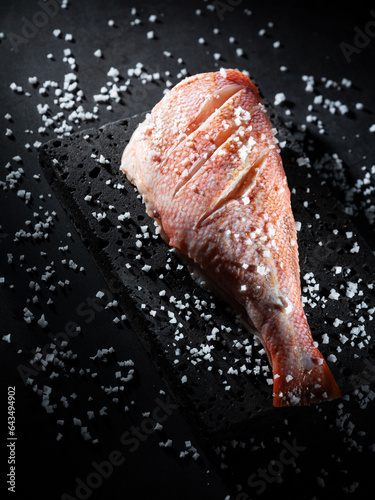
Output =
[
  {"x1": 39, "y1": 103, "x2": 375, "y2": 442},
  {"x1": 2, "y1": 1, "x2": 375, "y2": 499}
]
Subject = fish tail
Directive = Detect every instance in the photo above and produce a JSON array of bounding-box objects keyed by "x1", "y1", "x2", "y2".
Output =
[
  {"x1": 272, "y1": 352, "x2": 342, "y2": 407},
  {"x1": 260, "y1": 313, "x2": 342, "y2": 407}
]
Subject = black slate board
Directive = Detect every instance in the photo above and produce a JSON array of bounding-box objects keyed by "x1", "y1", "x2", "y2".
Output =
[{"x1": 39, "y1": 105, "x2": 375, "y2": 441}]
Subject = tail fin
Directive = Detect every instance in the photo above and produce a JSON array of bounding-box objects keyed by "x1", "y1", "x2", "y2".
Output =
[
  {"x1": 272, "y1": 354, "x2": 342, "y2": 407},
  {"x1": 259, "y1": 307, "x2": 342, "y2": 407}
]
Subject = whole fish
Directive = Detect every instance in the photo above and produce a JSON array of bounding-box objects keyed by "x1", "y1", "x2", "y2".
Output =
[{"x1": 120, "y1": 69, "x2": 342, "y2": 407}]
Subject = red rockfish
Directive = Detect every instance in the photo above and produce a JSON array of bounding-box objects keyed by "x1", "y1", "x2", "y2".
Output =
[{"x1": 120, "y1": 69, "x2": 342, "y2": 407}]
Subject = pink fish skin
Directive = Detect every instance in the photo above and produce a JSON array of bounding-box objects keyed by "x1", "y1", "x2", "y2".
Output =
[{"x1": 120, "y1": 69, "x2": 342, "y2": 407}]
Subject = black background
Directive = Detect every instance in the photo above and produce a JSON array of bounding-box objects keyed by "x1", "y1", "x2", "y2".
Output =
[{"x1": 1, "y1": 1, "x2": 375, "y2": 500}]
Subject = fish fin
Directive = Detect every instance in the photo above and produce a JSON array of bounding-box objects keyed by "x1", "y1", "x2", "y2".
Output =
[{"x1": 272, "y1": 355, "x2": 342, "y2": 407}]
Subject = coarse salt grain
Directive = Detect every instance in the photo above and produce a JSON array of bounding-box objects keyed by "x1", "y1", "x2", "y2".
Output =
[
  {"x1": 107, "y1": 67, "x2": 120, "y2": 79},
  {"x1": 274, "y1": 92, "x2": 286, "y2": 105},
  {"x1": 37, "y1": 314, "x2": 48, "y2": 328},
  {"x1": 327, "y1": 354, "x2": 337, "y2": 363},
  {"x1": 329, "y1": 289, "x2": 340, "y2": 300}
]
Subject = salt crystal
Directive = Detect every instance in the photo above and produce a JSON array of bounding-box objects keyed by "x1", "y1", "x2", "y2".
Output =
[
  {"x1": 37, "y1": 314, "x2": 48, "y2": 328},
  {"x1": 322, "y1": 334, "x2": 329, "y2": 344},
  {"x1": 107, "y1": 67, "x2": 120, "y2": 79},
  {"x1": 220, "y1": 68, "x2": 227, "y2": 78},
  {"x1": 329, "y1": 289, "x2": 340, "y2": 300},
  {"x1": 350, "y1": 242, "x2": 360, "y2": 253},
  {"x1": 339, "y1": 104, "x2": 349, "y2": 115}
]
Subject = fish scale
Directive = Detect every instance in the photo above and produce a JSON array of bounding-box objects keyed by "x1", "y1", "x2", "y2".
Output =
[{"x1": 121, "y1": 69, "x2": 342, "y2": 407}]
